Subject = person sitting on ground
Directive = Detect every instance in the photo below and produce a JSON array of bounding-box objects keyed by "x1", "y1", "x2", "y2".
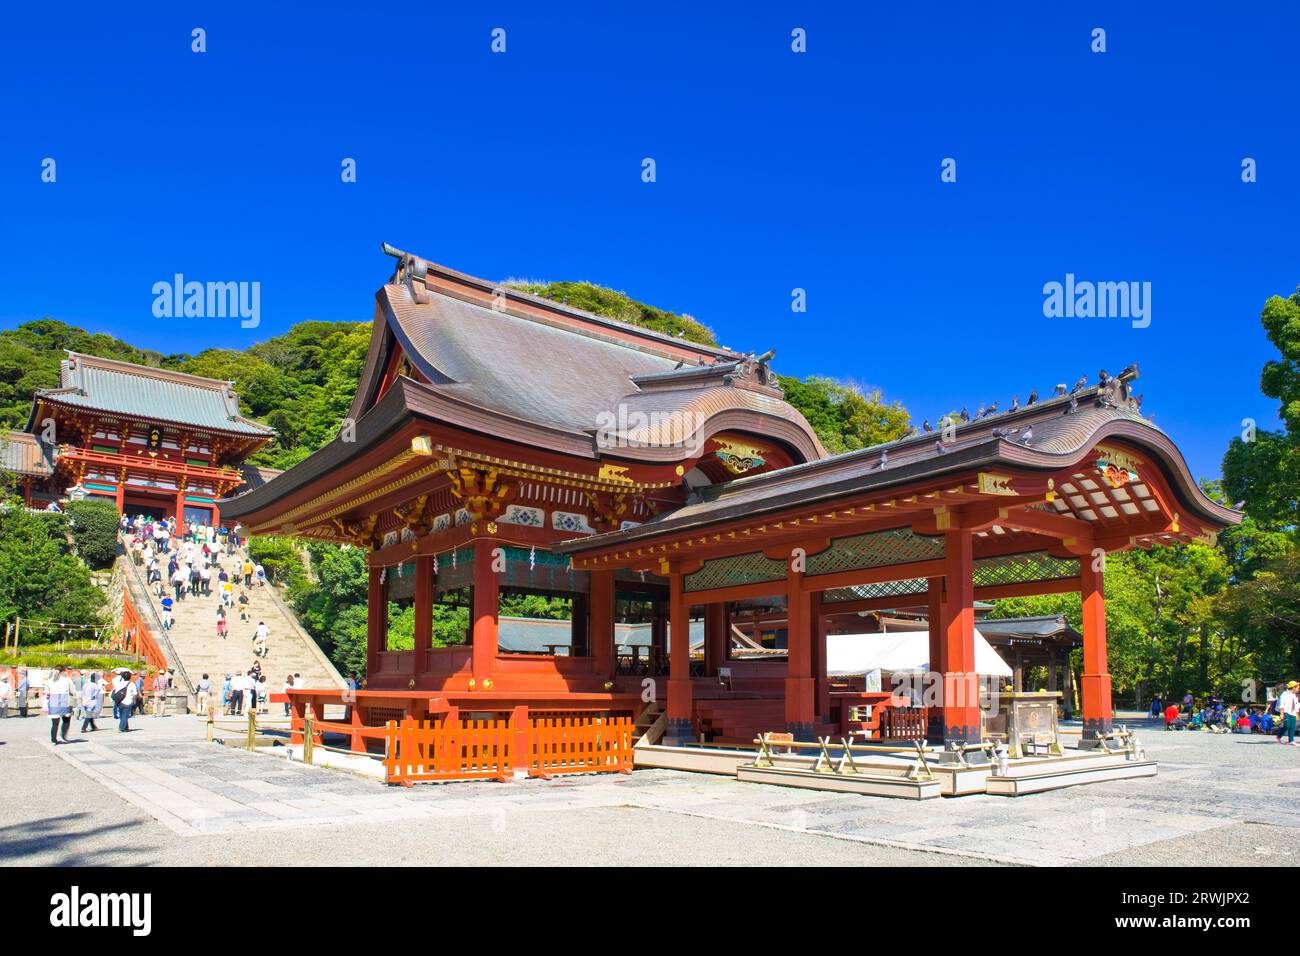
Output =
[{"x1": 1164, "y1": 703, "x2": 1181, "y2": 730}]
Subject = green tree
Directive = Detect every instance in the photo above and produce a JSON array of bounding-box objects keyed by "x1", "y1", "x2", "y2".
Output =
[
  {"x1": 0, "y1": 501, "x2": 107, "y2": 637},
  {"x1": 505, "y1": 280, "x2": 716, "y2": 345},
  {"x1": 64, "y1": 498, "x2": 122, "y2": 569},
  {"x1": 778, "y1": 375, "x2": 911, "y2": 453}
]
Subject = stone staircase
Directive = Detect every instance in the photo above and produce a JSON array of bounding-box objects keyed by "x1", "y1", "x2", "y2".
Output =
[{"x1": 119, "y1": 542, "x2": 345, "y2": 703}]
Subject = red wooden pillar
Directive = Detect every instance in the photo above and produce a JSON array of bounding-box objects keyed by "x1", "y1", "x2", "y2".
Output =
[
  {"x1": 812, "y1": 595, "x2": 829, "y2": 723},
  {"x1": 1079, "y1": 559, "x2": 1112, "y2": 747},
  {"x1": 941, "y1": 529, "x2": 980, "y2": 751},
  {"x1": 471, "y1": 546, "x2": 499, "y2": 684},
  {"x1": 784, "y1": 568, "x2": 815, "y2": 737},
  {"x1": 665, "y1": 571, "x2": 693, "y2": 744},
  {"x1": 412, "y1": 555, "x2": 433, "y2": 683},
  {"x1": 589, "y1": 570, "x2": 615, "y2": 678},
  {"x1": 703, "y1": 603, "x2": 727, "y2": 676},
  {"x1": 366, "y1": 565, "x2": 387, "y2": 679},
  {"x1": 925, "y1": 577, "x2": 946, "y2": 742},
  {"x1": 174, "y1": 490, "x2": 185, "y2": 523},
  {"x1": 114, "y1": 483, "x2": 124, "y2": 512}
]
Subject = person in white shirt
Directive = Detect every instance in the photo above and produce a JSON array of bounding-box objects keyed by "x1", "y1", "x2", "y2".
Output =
[
  {"x1": 0, "y1": 673, "x2": 12, "y2": 718},
  {"x1": 116, "y1": 671, "x2": 138, "y2": 732},
  {"x1": 45, "y1": 665, "x2": 74, "y2": 744},
  {"x1": 230, "y1": 672, "x2": 247, "y2": 715},
  {"x1": 1277, "y1": 681, "x2": 1300, "y2": 745},
  {"x1": 253, "y1": 621, "x2": 270, "y2": 658}
]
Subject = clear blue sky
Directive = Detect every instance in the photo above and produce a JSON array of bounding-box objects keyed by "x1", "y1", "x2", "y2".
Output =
[{"x1": 1, "y1": 1, "x2": 1295, "y2": 481}]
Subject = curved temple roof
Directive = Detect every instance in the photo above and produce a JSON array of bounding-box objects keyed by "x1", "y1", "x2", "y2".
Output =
[
  {"x1": 354, "y1": 247, "x2": 825, "y2": 463},
  {"x1": 553, "y1": 376, "x2": 1241, "y2": 555},
  {"x1": 220, "y1": 248, "x2": 826, "y2": 522},
  {"x1": 31, "y1": 352, "x2": 273, "y2": 438}
]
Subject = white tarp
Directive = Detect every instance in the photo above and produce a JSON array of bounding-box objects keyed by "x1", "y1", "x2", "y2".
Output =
[{"x1": 826, "y1": 629, "x2": 1012, "y2": 678}]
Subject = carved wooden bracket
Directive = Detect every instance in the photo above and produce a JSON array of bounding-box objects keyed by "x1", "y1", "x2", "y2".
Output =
[
  {"x1": 446, "y1": 466, "x2": 517, "y2": 522},
  {"x1": 584, "y1": 491, "x2": 629, "y2": 533},
  {"x1": 330, "y1": 513, "x2": 379, "y2": 548}
]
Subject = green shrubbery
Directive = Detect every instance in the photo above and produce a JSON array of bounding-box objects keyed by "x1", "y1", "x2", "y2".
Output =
[{"x1": 65, "y1": 498, "x2": 122, "y2": 569}]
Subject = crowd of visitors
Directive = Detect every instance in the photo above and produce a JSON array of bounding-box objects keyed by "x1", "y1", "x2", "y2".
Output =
[
  {"x1": 1153, "y1": 681, "x2": 1300, "y2": 744},
  {"x1": 122, "y1": 515, "x2": 266, "y2": 654}
]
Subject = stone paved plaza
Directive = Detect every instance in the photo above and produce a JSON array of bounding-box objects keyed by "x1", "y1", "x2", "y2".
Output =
[{"x1": 3, "y1": 714, "x2": 1299, "y2": 867}]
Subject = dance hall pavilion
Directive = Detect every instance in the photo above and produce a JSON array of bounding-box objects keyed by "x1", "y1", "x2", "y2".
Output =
[{"x1": 221, "y1": 245, "x2": 1237, "y2": 786}]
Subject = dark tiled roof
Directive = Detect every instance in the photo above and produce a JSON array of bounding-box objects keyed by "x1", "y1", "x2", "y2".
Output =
[
  {"x1": 238, "y1": 464, "x2": 283, "y2": 490},
  {"x1": 34, "y1": 353, "x2": 273, "y2": 437},
  {"x1": 373, "y1": 277, "x2": 823, "y2": 459},
  {"x1": 976, "y1": 615, "x2": 1082, "y2": 644},
  {"x1": 0, "y1": 431, "x2": 55, "y2": 477},
  {"x1": 496, "y1": 616, "x2": 701, "y2": 654}
]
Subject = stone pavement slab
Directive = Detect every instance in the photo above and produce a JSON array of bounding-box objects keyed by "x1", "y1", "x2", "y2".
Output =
[{"x1": 11, "y1": 714, "x2": 1300, "y2": 865}]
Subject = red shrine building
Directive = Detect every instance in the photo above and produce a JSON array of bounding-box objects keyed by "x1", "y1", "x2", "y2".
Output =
[
  {"x1": 1, "y1": 353, "x2": 274, "y2": 523},
  {"x1": 221, "y1": 245, "x2": 1238, "y2": 763}
]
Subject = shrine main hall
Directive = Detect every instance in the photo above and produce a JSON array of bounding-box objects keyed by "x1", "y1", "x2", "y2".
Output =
[{"x1": 221, "y1": 245, "x2": 1237, "y2": 784}]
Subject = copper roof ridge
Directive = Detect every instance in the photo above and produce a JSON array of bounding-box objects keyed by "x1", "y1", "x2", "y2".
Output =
[
  {"x1": 60, "y1": 351, "x2": 239, "y2": 392},
  {"x1": 381, "y1": 242, "x2": 743, "y2": 361}
]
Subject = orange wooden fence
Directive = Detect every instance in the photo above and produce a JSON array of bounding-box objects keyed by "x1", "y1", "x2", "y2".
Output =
[
  {"x1": 119, "y1": 588, "x2": 166, "y2": 675},
  {"x1": 383, "y1": 713, "x2": 633, "y2": 786},
  {"x1": 530, "y1": 715, "x2": 634, "y2": 779}
]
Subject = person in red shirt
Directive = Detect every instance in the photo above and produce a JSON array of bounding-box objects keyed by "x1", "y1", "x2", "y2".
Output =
[{"x1": 1164, "y1": 704, "x2": 1181, "y2": 729}]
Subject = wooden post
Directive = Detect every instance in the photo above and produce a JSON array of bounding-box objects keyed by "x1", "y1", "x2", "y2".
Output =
[
  {"x1": 941, "y1": 528, "x2": 981, "y2": 751},
  {"x1": 665, "y1": 570, "x2": 693, "y2": 745},
  {"x1": 412, "y1": 555, "x2": 433, "y2": 683},
  {"x1": 703, "y1": 602, "x2": 727, "y2": 677},
  {"x1": 784, "y1": 566, "x2": 815, "y2": 737},
  {"x1": 588, "y1": 570, "x2": 614, "y2": 678},
  {"x1": 812, "y1": 594, "x2": 829, "y2": 724},
  {"x1": 471, "y1": 545, "x2": 499, "y2": 684},
  {"x1": 303, "y1": 707, "x2": 314, "y2": 765},
  {"x1": 925, "y1": 577, "x2": 945, "y2": 743},
  {"x1": 366, "y1": 566, "x2": 386, "y2": 678},
  {"x1": 1079, "y1": 559, "x2": 1112, "y2": 748}
]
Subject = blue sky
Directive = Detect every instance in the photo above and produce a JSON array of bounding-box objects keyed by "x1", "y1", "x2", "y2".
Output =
[{"x1": 1, "y1": 1, "x2": 1296, "y2": 481}]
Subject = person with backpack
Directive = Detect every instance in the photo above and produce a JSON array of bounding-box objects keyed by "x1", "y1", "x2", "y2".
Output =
[
  {"x1": 45, "y1": 665, "x2": 74, "y2": 744},
  {"x1": 113, "y1": 671, "x2": 137, "y2": 732}
]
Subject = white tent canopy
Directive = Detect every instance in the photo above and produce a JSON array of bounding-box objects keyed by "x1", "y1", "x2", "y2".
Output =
[{"x1": 826, "y1": 629, "x2": 1012, "y2": 678}]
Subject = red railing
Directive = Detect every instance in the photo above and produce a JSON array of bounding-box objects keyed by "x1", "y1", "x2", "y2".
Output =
[
  {"x1": 61, "y1": 445, "x2": 242, "y2": 488},
  {"x1": 119, "y1": 588, "x2": 166, "y2": 675},
  {"x1": 381, "y1": 713, "x2": 634, "y2": 786}
]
